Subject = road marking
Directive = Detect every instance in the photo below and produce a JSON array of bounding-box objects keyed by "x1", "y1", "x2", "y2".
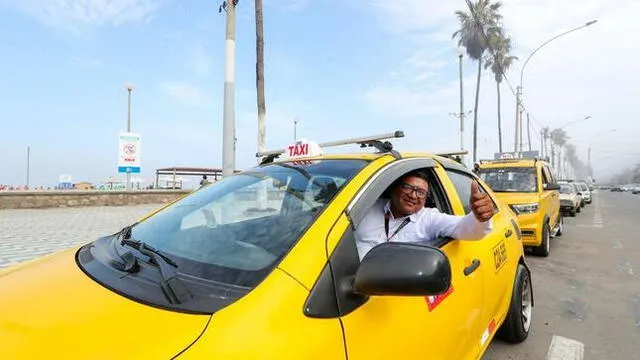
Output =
[
  {"x1": 593, "y1": 196, "x2": 603, "y2": 228},
  {"x1": 546, "y1": 335, "x2": 584, "y2": 360}
]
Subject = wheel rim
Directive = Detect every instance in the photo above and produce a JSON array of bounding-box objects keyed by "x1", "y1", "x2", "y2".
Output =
[
  {"x1": 521, "y1": 274, "x2": 532, "y2": 331},
  {"x1": 545, "y1": 226, "x2": 550, "y2": 253}
]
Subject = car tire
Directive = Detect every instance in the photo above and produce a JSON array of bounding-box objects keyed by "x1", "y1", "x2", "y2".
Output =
[
  {"x1": 497, "y1": 264, "x2": 532, "y2": 343},
  {"x1": 531, "y1": 223, "x2": 550, "y2": 257},
  {"x1": 555, "y1": 216, "x2": 563, "y2": 237},
  {"x1": 577, "y1": 206, "x2": 581, "y2": 213}
]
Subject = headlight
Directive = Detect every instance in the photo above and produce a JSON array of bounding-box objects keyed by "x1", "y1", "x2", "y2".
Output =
[{"x1": 510, "y1": 203, "x2": 539, "y2": 215}]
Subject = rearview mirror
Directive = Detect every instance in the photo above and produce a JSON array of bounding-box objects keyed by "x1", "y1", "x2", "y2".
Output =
[
  {"x1": 354, "y1": 243, "x2": 451, "y2": 296},
  {"x1": 544, "y1": 183, "x2": 561, "y2": 191}
]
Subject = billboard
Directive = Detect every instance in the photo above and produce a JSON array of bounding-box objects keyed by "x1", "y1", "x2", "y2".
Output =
[{"x1": 118, "y1": 132, "x2": 141, "y2": 173}]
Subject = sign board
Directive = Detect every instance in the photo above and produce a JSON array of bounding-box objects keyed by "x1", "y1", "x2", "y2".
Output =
[
  {"x1": 282, "y1": 140, "x2": 323, "y2": 165},
  {"x1": 59, "y1": 175, "x2": 72, "y2": 183},
  {"x1": 118, "y1": 132, "x2": 141, "y2": 173},
  {"x1": 494, "y1": 151, "x2": 540, "y2": 160}
]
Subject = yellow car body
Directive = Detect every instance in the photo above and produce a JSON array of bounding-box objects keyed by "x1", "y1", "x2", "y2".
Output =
[
  {"x1": 476, "y1": 158, "x2": 562, "y2": 257},
  {"x1": 0, "y1": 150, "x2": 532, "y2": 360}
]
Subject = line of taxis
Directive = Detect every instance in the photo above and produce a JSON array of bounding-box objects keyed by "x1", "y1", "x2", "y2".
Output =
[{"x1": 1, "y1": 131, "x2": 571, "y2": 359}]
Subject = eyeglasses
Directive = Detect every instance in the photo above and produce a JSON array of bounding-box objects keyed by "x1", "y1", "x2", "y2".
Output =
[{"x1": 400, "y1": 182, "x2": 428, "y2": 199}]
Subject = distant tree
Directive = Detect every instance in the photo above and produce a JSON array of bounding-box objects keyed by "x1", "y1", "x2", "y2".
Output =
[
  {"x1": 453, "y1": 0, "x2": 503, "y2": 162},
  {"x1": 484, "y1": 33, "x2": 517, "y2": 153}
]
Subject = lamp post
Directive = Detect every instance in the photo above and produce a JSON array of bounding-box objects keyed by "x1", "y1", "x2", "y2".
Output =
[
  {"x1": 294, "y1": 118, "x2": 299, "y2": 141},
  {"x1": 124, "y1": 83, "x2": 134, "y2": 191},
  {"x1": 515, "y1": 20, "x2": 597, "y2": 154}
]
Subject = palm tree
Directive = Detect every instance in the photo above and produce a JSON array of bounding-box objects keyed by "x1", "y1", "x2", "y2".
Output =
[
  {"x1": 453, "y1": 0, "x2": 503, "y2": 162},
  {"x1": 484, "y1": 34, "x2": 517, "y2": 153},
  {"x1": 550, "y1": 128, "x2": 568, "y2": 175},
  {"x1": 255, "y1": 0, "x2": 266, "y2": 156}
]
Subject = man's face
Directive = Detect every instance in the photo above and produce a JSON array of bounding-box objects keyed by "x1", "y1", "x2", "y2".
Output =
[{"x1": 390, "y1": 176, "x2": 429, "y2": 216}]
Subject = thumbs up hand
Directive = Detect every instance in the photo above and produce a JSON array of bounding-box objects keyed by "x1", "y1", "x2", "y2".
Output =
[{"x1": 470, "y1": 181, "x2": 494, "y2": 222}]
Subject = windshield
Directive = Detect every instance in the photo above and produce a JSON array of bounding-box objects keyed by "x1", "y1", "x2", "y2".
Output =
[
  {"x1": 560, "y1": 184, "x2": 573, "y2": 194},
  {"x1": 477, "y1": 167, "x2": 538, "y2": 193},
  {"x1": 125, "y1": 159, "x2": 367, "y2": 288}
]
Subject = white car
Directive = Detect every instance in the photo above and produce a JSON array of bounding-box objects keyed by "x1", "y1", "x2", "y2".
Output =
[
  {"x1": 575, "y1": 182, "x2": 592, "y2": 205},
  {"x1": 559, "y1": 182, "x2": 581, "y2": 216}
]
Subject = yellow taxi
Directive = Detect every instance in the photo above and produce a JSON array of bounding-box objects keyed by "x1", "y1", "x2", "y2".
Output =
[
  {"x1": 476, "y1": 155, "x2": 562, "y2": 257},
  {"x1": 0, "y1": 132, "x2": 533, "y2": 360}
]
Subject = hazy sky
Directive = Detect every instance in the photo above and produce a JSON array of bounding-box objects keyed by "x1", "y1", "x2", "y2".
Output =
[{"x1": 0, "y1": 0, "x2": 638, "y2": 187}]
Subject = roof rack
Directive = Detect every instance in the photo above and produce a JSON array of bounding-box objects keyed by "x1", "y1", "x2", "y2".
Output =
[
  {"x1": 436, "y1": 150, "x2": 468, "y2": 164},
  {"x1": 256, "y1": 130, "x2": 405, "y2": 164}
]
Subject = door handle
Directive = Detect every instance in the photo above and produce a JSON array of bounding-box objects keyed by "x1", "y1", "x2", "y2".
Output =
[
  {"x1": 464, "y1": 259, "x2": 481, "y2": 276},
  {"x1": 505, "y1": 229, "x2": 513, "y2": 238}
]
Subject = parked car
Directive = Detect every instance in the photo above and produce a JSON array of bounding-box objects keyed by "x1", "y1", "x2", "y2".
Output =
[
  {"x1": 559, "y1": 183, "x2": 581, "y2": 217},
  {"x1": 477, "y1": 157, "x2": 562, "y2": 257},
  {"x1": 574, "y1": 182, "x2": 591, "y2": 205}
]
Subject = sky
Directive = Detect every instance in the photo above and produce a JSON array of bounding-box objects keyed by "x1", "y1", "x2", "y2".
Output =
[{"x1": 0, "y1": 0, "x2": 638, "y2": 188}]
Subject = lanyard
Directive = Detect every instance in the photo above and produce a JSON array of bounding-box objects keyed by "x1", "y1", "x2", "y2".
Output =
[{"x1": 384, "y1": 212, "x2": 411, "y2": 241}]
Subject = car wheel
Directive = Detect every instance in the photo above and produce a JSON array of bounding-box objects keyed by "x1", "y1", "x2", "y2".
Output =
[
  {"x1": 497, "y1": 264, "x2": 532, "y2": 343},
  {"x1": 531, "y1": 223, "x2": 550, "y2": 257},
  {"x1": 556, "y1": 216, "x2": 563, "y2": 237}
]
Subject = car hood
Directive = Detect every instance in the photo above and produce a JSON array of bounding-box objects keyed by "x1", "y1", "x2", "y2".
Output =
[
  {"x1": 0, "y1": 247, "x2": 211, "y2": 359},
  {"x1": 491, "y1": 192, "x2": 539, "y2": 205}
]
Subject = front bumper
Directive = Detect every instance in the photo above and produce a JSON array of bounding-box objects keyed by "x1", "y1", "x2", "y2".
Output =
[{"x1": 514, "y1": 212, "x2": 542, "y2": 247}]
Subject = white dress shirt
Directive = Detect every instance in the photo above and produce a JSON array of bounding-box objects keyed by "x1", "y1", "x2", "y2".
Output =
[{"x1": 354, "y1": 199, "x2": 492, "y2": 260}]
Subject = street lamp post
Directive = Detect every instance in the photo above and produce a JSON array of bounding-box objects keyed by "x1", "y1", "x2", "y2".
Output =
[
  {"x1": 515, "y1": 20, "x2": 597, "y2": 154},
  {"x1": 294, "y1": 118, "x2": 299, "y2": 141},
  {"x1": 124, "y1": 83, "x2": 134, "y2": 191}
]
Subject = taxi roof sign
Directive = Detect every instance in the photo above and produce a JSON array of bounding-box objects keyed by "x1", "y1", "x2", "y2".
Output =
[
  {"x1": 256, "y1": 130, "x2": 404, "y2": 164},
  {"x1": 282, "y1": 140, "x2": 324, "y2": 159}
]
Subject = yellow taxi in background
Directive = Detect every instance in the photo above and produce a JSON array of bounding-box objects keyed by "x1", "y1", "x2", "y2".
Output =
[
  {"x1": 0, "y1": 132, "x2": 533, "y2": 360},
  {"x1": 476, "y1": 155, "x2": 562, "y2": 257}
]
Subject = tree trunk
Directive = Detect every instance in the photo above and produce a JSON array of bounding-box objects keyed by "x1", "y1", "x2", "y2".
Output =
[
  {"x1": 473, "y1": 58, "x2": 482, "y2": 163},
  {"x1": 496, "y1": 80, "x2": 502, "y2": 153},
  {"x1": 255, "y1": 0, "x2": 266, "y2": 155}
]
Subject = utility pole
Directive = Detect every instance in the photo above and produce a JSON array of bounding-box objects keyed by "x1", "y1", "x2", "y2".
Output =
[
  {"x1": 458, "y1": 47, "x2": 465, "y2": 154},
  {"x1": 514, "y1": 86, "x2": 522, "y2": 154},
  {"x1": 527, "y1": 113, "x2": 532, "y2": 151},
  {"x1": 540, "y1": 129, "x2": 544, "y2": 158},
  {"x1": 221, "y1": 0, "x2": 238, "y2": 178},
  {"x1": 125, "y1": 83, "x2": 134, "y2": 190}
]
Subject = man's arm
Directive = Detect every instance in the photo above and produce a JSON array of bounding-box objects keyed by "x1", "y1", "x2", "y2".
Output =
[{"x1": 426, "y1": 181, "x2": 494, "y2": 241}]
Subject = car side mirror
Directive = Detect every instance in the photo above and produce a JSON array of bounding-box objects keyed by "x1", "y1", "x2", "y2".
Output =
[
  {"x1": 544, "y1": 183, "x2": 560, "y2": 191},
  {"x1": 354, "y1": 243, "x2": 451, "y2": 296}
]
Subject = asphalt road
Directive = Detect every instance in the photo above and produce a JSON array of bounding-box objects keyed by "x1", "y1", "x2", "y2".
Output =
[
  {"x1": 484, "y1": 191, "x2": 640, "y2": 360},
  {"x1": 1, "y1": 192, "x2": 639, "y2": 359}
]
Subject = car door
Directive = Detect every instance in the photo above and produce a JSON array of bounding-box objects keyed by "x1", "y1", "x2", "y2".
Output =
[
  {"x1": 541, "y1": 165, "x2": 560, "y2": 225},
  {"x1": 439, "y1": 165, "x2": 518, "y2": 347},
  {"x1": 319, "y1": 158, "x2": 485, "y2": 360}
]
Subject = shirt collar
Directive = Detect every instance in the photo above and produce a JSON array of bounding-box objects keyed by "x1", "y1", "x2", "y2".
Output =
[{"x1": 383, "y1": 200, "x2": 420, "y2": 222}]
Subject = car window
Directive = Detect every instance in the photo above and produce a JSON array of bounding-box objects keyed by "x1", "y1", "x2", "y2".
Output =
[
  {"x1": 126, "y1": 159, "x2": 368, "y2": 288},
  {"x1": 560, "y1": 184, "x2": 573, "y2": 194},
  {"x1": 541, "y1": 166, "x2": 551, "y2": 185},
  {"x1": 477, "y1": 167, "x2": 538, "y2": 193},
  {"x1": 445, "y1": 170, "x2": 475, "y2": 214}
]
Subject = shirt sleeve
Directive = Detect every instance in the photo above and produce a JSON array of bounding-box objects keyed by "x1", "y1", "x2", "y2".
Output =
[{"x1": 426, "y1": 210, "x2": 493, "y2": 241}]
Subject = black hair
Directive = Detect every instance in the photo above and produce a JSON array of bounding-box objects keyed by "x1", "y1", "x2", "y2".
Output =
[{"x1": 383, "y1": 169, "x2": 430, "y2": 198}]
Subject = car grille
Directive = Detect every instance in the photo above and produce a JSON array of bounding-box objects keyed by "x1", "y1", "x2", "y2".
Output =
[{"x1": 561, "y1": 200, "x2": 573, "y2": 206}]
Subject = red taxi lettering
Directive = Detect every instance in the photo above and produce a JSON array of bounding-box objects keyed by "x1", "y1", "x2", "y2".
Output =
[{"x1": 287, "y1": 143, "x2": 310, "y2": 157}]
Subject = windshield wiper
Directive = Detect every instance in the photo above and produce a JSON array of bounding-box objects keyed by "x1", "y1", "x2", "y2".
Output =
[{"x1": 120, "y1": 238, "x2": 192, "y2": 304}]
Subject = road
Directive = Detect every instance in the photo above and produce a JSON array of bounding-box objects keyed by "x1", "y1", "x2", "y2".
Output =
[
  {"x1": 484, "y1": 191, "x2": 640, "y2": 359},
  {"x1": 1, "y1": 192, "x2": 639, "y2": 359}
]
